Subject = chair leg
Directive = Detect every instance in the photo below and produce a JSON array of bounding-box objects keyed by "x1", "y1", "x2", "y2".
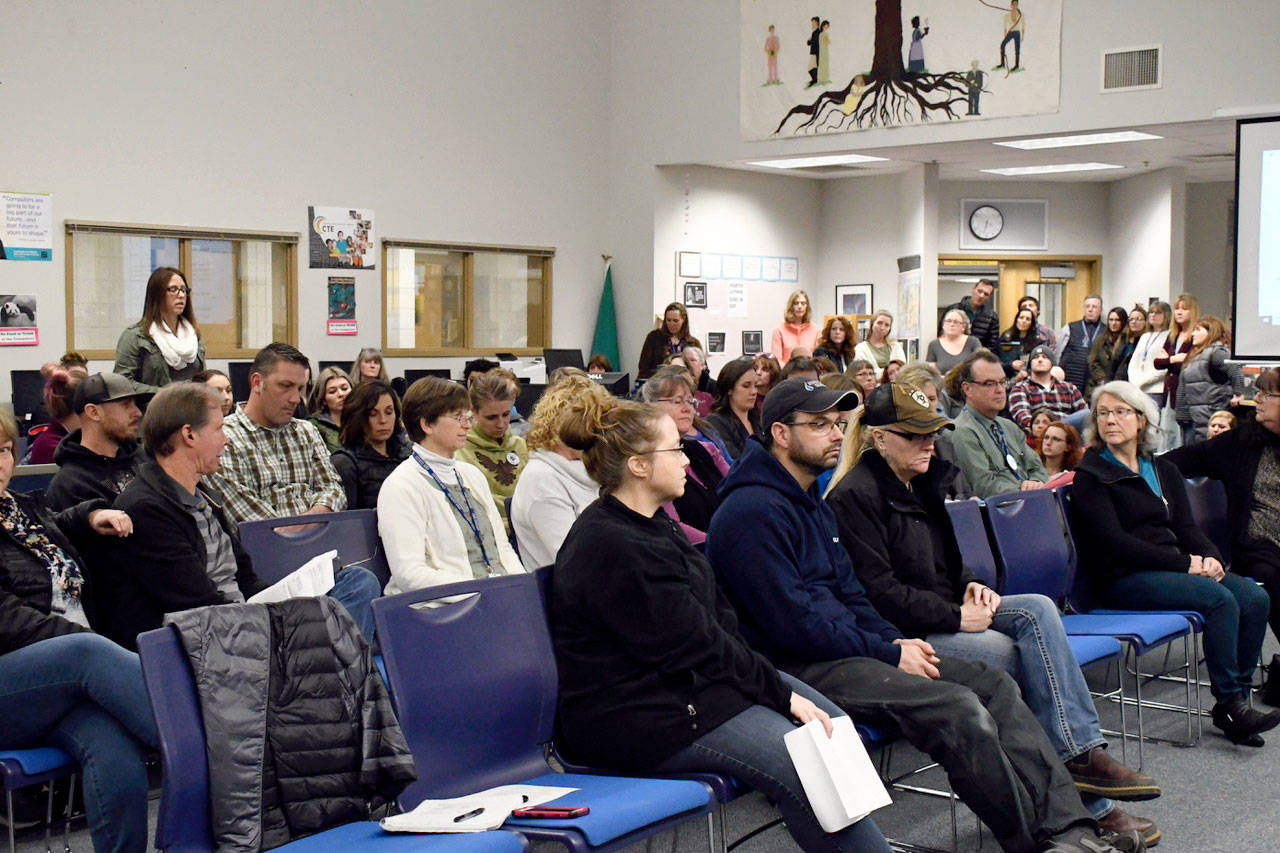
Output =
[
  {"x1": 717, "y1": 806, "x2": 727, "y2": 853},
  {"x1": 1117, "y1": 660, "x2": 1128, "y2": 767},
  {"x1": 62, "y1": 776, "x2": 75, "y2": 853},
  {"x1": 1132, "y1": 646, "x2": 1146, "y2": 771},
  {"x1": 7, "y1": 788, "x2": 16, "y2": 853},
  {"x1": 43, "y1": 780, "x2": 54, "y2": 853}
]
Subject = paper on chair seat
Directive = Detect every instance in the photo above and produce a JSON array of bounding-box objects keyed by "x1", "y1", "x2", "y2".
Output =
[
  {"x1": 381, "y1": 784, "x2": 578, "y2": 833},
  {"x1": 247, "y1": 550, "x2": 337, "y2": 604},
  {"x1": 784, "y1": 717, "x2": 892, "y2": 832}
]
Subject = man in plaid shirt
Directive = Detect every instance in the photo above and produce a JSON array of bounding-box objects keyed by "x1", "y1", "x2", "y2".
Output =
[
  {"x1": 1007, "y1": 345, "x2": 1089, "y2": 435},
  {"x1": 206, "y1": 343, "x2": 348, "y2": 524}
]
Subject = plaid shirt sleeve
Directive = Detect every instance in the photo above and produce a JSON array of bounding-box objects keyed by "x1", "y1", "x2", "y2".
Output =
[
  {"x1": 299, "y1": 420, "x2": 347, "y2": 513},
  {"x1": 1008, "y1": 382, "x2": 1037, "y2": 431}
]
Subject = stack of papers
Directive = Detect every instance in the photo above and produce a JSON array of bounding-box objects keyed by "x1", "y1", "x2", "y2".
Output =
[{"x1": 381, "y1": 784, "x2": 578, "y2": 833}]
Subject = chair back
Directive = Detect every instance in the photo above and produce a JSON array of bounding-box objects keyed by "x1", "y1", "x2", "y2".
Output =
[
  {"x1": 238, "y1": 508, "x2": 390, "y2": 589},
  {"x1": 137, "y1": 626, "x2": 215, "y2": 852},
  {"x1": 983, "y1": 488, "x2": 1074, "y2": 601},
  {"x1": 372, "y1": 574, "x2": 558, "y2": 808},
  {"x1": 944, "y1": 499, "x2": 1000, "y2": 590},
  {"x1": 1183, "y1": 476, "x2": 1232, "y2": 563}
]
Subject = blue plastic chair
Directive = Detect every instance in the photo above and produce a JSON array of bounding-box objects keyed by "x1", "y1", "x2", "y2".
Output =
[
  {"x1": 136, "y1": 624, "x2": 526, "y2": 853},
  {"x1": 372, "y1": 574, "x2": 715, "y2": 852},
  {"x1": 985, "y1": 489, "x2": 1196, "y2": 767},
  {"x1": 1, "y1": 748, "x2": 76, "y2": 853},
  {"x1": 944, "y1": 499, "x2": 999, "y2": 589},
  {"x1": 237, "y1": 508, "x2": 390, "y2": 590}
]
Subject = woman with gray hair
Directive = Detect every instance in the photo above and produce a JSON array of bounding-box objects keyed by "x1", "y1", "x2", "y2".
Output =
[
  {"x1": 926, "y1": 309, "x2": 982, "y2": 374},
  {"x1": 1070, "y1": 380, "x2": 1277, "y2": 745}
]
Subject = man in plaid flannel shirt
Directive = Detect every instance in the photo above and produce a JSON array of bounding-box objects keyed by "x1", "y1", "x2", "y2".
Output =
[{"x1": 1007, "y1": 345, "x2": 1088, "y2": 435}]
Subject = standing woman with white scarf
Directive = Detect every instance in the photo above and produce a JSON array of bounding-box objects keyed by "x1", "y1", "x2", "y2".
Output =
[{"x1": 113, "y1": 266, "x2": 206, "y2": 391}]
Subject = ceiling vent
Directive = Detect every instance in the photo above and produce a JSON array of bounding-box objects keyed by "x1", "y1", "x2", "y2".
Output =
[{"x1": 1101, "y1": 45, "x2": 1162, "y2": 92}]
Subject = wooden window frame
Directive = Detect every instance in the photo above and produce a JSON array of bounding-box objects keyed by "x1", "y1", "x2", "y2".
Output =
[
  {"x1": 381, "y1": 239, "x2": 554, "y2": 357},
  {"x1": 64, "y1": 220, "x2": 299, "y2": 360}
]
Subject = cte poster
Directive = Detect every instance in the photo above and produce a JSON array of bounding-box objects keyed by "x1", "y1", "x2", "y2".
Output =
[
  {"x1": 309, "y1": 206, "x2": 375, "y2": 269},
  {"x1": 0, "y1": 192, "x2": 53, "y2": 261}
]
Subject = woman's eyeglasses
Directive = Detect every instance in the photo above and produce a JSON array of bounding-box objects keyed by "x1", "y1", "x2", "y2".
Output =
[{"x1": 165, "y1": 285, "x2": 192, "y2": 295}]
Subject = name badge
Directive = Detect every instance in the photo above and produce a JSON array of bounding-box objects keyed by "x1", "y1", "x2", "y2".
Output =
[
  {"x1": 1006, "y1": 453, "x2": 1020, "y2": 473},
  {"x1": 506, "y1": 451, "x2": 522, "y2": 466}
]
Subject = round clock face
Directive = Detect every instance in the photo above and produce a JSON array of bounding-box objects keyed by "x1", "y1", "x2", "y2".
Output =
[{"x1": 969, "y1": 205, "x2": 1004, "y2": 241}]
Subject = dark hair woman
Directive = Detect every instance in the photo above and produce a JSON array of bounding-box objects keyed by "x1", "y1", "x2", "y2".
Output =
[
  {"x1": 638, "y1": 302, "x2": 702, "y2": 380},
  {"x1": 998, "y1": 308, "x2": 1040, "y2": 380},
  {"x1": 331, "y1": 378, "x2": 411, "y2": 510},
  {"x1": 1071, "y1": 380, "x2": 1278, "y2": 745},
  {"x1": 0, "y1": 408, "x2": 157, "y2": 853},
  {"x1": 814, "y1": 315, "x2": 856, "y2": 373},
  {"x1": 1107, "y1": 306, "x2": 1147, "y2": 386},
  {"x1": 704, "y1": 358, "x2": 761, "y2": 462},
  {"x1": 1085, "y1": 307, "x2": 1128, "y2": 398},
  {"x1": 307, "y1": 365, "x2": 352, "y2": 452},
  {"x1": 549, "y1": 395, "x2": 890, "y2": 853},
  {"x1": 113, "y1": 266, "x2": 205, "y2": 390},
  {"x1": 25, "y1": 367, "x2": 84, "y2": 465},
  {"x1": 192, "y1": 368, "x2": 234, "y2": 415}
]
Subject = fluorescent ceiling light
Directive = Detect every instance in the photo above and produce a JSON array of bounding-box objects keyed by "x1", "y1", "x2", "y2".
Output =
[
  {"x1": 981, "y1": 162, "x2": 1124, "y2": 176},
  {"x1": 747, "y1": 153, "x2": 889, "y2": 169},
  {"x1": 994, "y1": 131, "x2": 1162, "y2": 149}
]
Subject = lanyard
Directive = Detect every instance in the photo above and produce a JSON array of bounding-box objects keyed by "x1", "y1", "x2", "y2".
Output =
[
  {"x1": 986, "y1": 420, "x2": 1023, "y2": 478},
  {"x1": 412, "y1": 452, "x2": 492, "y2": 569}
]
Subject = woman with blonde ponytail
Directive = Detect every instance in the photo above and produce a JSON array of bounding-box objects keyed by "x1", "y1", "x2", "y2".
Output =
[{"x1": 549, "y1": 399, "x2": 890, "y2": 853}]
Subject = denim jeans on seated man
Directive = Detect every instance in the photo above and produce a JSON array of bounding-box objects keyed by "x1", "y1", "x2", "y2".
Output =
[{"x1": 326, "y1": 565, "x2": 381, "y2": 641}]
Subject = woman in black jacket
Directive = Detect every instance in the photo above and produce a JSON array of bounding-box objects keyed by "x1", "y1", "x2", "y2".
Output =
[
  {"x1": 1071, "y1": 380, "x2": 1278, "y2": 745},
  {"x1": 331, "y1": 379, "x2": 412, "y2": 510},
  {"x1": 0, "y1": 409, "x2": 157, "y2": 853},
  {"x1": 550, "y1": 395, "x2": 889, "y2": 853},
  {"x1": 1164, "y1": 367, "x2": 1280, "y2": 647}
]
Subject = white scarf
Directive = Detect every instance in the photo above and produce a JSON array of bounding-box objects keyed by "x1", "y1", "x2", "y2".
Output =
[{"x1": 149, "y1": 318, "x2": 200, "y2": 370}]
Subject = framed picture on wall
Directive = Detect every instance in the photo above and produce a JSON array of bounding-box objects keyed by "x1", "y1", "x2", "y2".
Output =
[
  {"x1": 684, "y1": 281, "x2": 708, "y2": 308},
  {"x1": 706, "y1": 331, "x2": 726, "y2": 353},
  {"x1": 836, "y1": 283, "x2": 874, "y2": 316},
  {"x1": 742, "y1": 330, "x2": 763, "y2": 355},
  {"x1": 855, "y1": 316, "x2": 871, "y2": 344}
]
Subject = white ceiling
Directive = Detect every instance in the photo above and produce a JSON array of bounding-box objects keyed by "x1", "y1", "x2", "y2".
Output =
[{"x1": 714, "y1": 119, "x2": 1238, "y2": 183}]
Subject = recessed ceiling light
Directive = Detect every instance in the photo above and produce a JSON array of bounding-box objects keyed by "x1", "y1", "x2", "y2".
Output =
[
  {"x1": 981, "y1": 162, "x2": 1125, "y2": 176},
  {"x1": 994, "y1": 131, "x2": 1162, "y2": 149},
  {"x1": 746, "y1": 153, "x2": 889, "y2": 169}
]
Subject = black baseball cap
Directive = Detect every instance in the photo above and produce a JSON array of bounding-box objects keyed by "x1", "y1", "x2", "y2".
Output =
[
  {"x1": 760, "y1": 377, "x2": 859, "y2": 434},
  {"x1": 73, "y1": 373, "x2": 150, "y2": 414},
  {"x1": 863, "y1": 383, "x2": 953, "y2": 435}
]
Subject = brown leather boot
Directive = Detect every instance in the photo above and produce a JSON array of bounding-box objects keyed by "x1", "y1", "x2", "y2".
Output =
[
  {"x1": 1065, "y1": 746, "x2": 1161, "y2": 800},
  {"x1": 1098, "y1": 806, "x2": 1160, "y2": 848}
]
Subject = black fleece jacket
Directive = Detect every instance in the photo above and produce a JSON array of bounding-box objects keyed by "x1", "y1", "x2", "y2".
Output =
[
  {"x1": 96, "y1": 460, "x2": 266, "y2": 650},
  {"x1": 551, "y1": 495, "x2": 791, "y2": 772},
  {"x1": 826, "y1": 451, "x2": 977, "y2": 637},
  {"x1": 44, "y1": 429, "x2": 143, "y2": 511},
  {"x1": 1070, "y1": 448, "x2": 1218, "y2": 590}
]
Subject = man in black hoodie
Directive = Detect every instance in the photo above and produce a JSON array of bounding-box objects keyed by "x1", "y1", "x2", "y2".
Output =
[
  {"x1": 45, "y1": 372, "x2": 149, "y2": 511},
  {"x1": 707, "y1": 378, "x2": 1136, "y2": 853}
]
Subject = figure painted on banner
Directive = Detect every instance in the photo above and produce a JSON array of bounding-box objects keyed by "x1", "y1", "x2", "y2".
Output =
[
  {"x1": 764, "y1": 25, "x2": 781, "y2": 84},
  {"x1": 817, "y1": 21, "x2": 832, "y2": 85},
  {"x1": 982, "y1": 0, "x2": 1026, "y2": 72},
  {"x1": 841, "y1": 74, "x2": 869, "y2": 115},
  {"x1": 965, "y1": 60, "x2": 986, "y2": 114},
  {"x1": 806, "y1": 16, "x2": 821, "y2": 86},
  {"x1": 907, "y1": 16, "x2": 930, "y2": 73}
]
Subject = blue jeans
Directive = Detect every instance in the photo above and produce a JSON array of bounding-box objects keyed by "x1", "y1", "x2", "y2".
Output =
[
  {"x1": 655, "y1": 672, "x2": 889, "y2": 853},
  {"x1": 0, "y1": 633, "x2": 158, "y2": 853},
  {"x1": 927, "y1": 593, "x2": 1112, "y2": 819},
  {"x1": 328, "y1": 565, "x2": 381, "y2": 641},
  {"x1": 1105, "y1": 571, "x2": 1269, "y2": 701},
  {"x1": 1063, "y1": 409, "x2": 1091, "y2": 434}
]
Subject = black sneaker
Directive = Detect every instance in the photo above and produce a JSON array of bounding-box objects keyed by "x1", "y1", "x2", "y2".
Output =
[{"x1": 1211, "y1": 695, "x2": 1280, "y2": 744}]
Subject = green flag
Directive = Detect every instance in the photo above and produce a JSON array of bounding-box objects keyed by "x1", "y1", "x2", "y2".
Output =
[{"x1": 590, "y1": 263, "x2": 620, "y2": 371}]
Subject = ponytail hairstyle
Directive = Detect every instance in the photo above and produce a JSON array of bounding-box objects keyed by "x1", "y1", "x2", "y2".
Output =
[
  {"x1": 467, "y1": 368, "x2": 520, "y2": 408},
  {"x1": 823, "y1": 404, "x2": 874, "y2": 497},
  {"x1": 1187, "y1": 315, "x2": 1230, "y2": 362},
  {"x1": 559, "y1": 396, "x2": 666, "y2": 495},
  {"x1": 43, "y1": 367, "x2": 83, "y2": 422}
]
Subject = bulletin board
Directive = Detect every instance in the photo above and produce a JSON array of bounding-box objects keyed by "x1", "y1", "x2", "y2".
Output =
[{"x1": 672, "y1": 250, "x2": 804, "y2": 377}]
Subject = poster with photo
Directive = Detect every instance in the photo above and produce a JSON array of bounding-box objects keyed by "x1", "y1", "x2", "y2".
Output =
[
  {"x1": 309, "y1": 206, "x2": 375, "y2": 269},
  {"x1": 327, "y1": 276, "x2": 357, "y2": 335},
  {"x1": 0, "y1": 294, "x2": 38, "y2": 345},
  {"x1": 742, "y1": 330, "x2": 764, "y2": 355},
  {"x1": 706, "y1": 331, "x2": 726, "y2": 353},
  {"x1": 684, "y1": 281, "x2": 708, "y2": 308}
]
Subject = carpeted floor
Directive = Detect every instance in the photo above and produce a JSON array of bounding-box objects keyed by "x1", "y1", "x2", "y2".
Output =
[{"x1": 15, "y1": 637, "x2": 1279, "y2": 852}]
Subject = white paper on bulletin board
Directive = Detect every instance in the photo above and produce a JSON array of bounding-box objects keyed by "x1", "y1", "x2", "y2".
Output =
[{"x1": 727, "y1": 281, "x2": 748, "y2": 318}]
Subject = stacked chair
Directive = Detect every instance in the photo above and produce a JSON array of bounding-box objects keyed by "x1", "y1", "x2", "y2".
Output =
[{"x1": 1, "y1": 748, "x2": 76, "y2": 853}]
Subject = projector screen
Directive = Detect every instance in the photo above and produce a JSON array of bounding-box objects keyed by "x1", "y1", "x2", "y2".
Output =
[{"x1": 1233, "y1": 116, "x2": 1280, "y2": 360}]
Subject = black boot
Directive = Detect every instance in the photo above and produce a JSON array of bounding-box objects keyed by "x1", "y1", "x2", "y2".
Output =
[{"x1": 1211, "y1": 695, "x2": 1280, "y2": 745}]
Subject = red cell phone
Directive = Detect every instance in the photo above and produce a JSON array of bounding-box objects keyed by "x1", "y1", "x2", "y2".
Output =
[{"x1": 511, "y1": 806, "x2": 590, "y2": 819}]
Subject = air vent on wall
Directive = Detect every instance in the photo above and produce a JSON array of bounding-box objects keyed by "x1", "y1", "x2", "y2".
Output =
[{"x1": 1101, "y1": 45, "x2": 1162, "y2": 92}]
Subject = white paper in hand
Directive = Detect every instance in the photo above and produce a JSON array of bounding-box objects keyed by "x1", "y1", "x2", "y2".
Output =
[
  {"x1": 784, "y1": 717, "x2": 892, "y2": 832},
  {"x1": 247, "y1": 550, "x2": 337, "y2": 605}
]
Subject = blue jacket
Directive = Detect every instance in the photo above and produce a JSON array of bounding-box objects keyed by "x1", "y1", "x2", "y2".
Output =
[{"x1": 707, "y1": 440, "x2": 903, "y2": 668}]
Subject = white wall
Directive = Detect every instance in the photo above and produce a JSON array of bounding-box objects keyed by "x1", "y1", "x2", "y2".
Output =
[
  {"x1": 817, "y1": 174, "x2": 905, "y2": 317},
  {"x1": 652, "y1": 165, "x2": 820, "y2": 374},
  {"x1": 1184, "y1": 181, "x2": 1235, "y2": 319},
  {"x1": 1106, "y1": 169, "x2": 1185, "y2": 311},
  {"x1": 0, "y1": 0, "x2": 614, "y2": 401}
]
